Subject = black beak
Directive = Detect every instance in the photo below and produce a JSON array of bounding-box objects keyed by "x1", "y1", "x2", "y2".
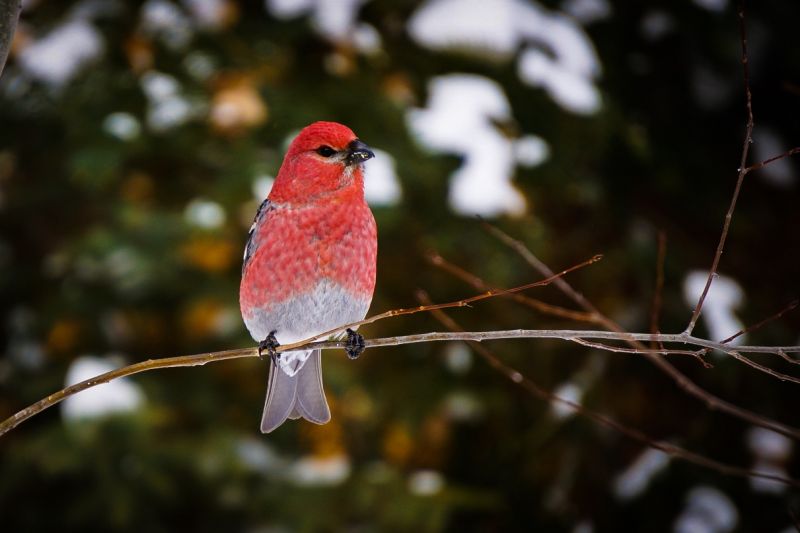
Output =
[{"x1": 345, "y1": 139, "x2": 374, "y2": 166}]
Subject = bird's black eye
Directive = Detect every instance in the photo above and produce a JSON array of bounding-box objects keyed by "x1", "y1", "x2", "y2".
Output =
[{"x1": 316, "y1": 145, "x2": 336, "y2": 157}]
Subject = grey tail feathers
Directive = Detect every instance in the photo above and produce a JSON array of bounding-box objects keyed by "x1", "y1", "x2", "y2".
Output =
[{"x1": 260, "y1": 349, "x2": 331, "y2": 433}]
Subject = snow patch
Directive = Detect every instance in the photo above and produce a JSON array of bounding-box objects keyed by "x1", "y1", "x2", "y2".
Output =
[
  {"x1": 407, "y1": 74, "x2": 532, "y2": 216},
  {"x1": 62, "y1": 356, "x2": 144, "y2": 420},
  {"x1": 562, "y1": 0, "x2": 611, "y2": 24},
  {"x1": 18, "y1": 19, "x2": 103, "y2": 89},
  {"x1": 613, "y1": 448, "x2": 670, "y2": 500},
  {"x1": 141, "y1": 0, "x2": 194, "y2": 49},
  {"x1": 443, "y1": 391, "x2": 483, "y2": 421},
  {"x1": 753, "y1": 128, "x2": 796, "y2": 188},
  {"x1": 140, "y1": 71, "x2": 198, "y2": 131},
  {"x1": 514, "y1": 135, "x2": 550, "y2": 167},
  {"x1": 183, "y1": 0, "x2": 232, "y2": 30},
  {"x1": 265, "y1": 0, "x2": 375, "y2": 49},
  {"x1": 185, "y1": 198, "x2": 226, "y2": 229},
  {"x1": 683, "y1": 271, "x2": 745, "y2": 346},
  {"x1": 693, "y1": 0, "x2": 728, "y2": 13},
  {"x1": 103, "y1": 112, "x2": 142, "y2": 141},
  {"x1": 551, "y1": 382, "x2": 583, "y2": 420},
  {"x1": 746, "y1": 427, "x2": 793, "y2": 494},
  {"x1": 289, "y1": 453, "x2": 351, "y2": 486},
  {"x1": 408, "y1": 0, "x2": 602, "y2": 115},
  {"x1": 252, "y1": 175, "x2": 275, "y2": 200},
  {"x1": 363, "y1": 148, "x2": 402, "y2": 206},
  {"x1": 444, "y1": 342, "x2": 472, "y2": 374},
  {"x1": 408, "y1": 469, "x2": 445, "y2": 496},
  {"x1": 674, "y1": 486, "x2": 738, "y2": 533}
]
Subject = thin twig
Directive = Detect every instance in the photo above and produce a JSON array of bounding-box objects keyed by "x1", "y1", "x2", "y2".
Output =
[
  {"x1": 745, "y1": 147, "x2": 800, "y2": 174},
  {"x1": 721, "y1": 350, "x2": 800, "y2": 384},
  {"x1": 778, "y1": 350, "x2": 800, "y2": 366},
  {"x1": 650, "y1": 231, "x2": 667, "y2": 349},
  {"x1": 430, "y1": 250, "x2": 709, "y2": 365},
  {"x1": 0, "y1": 348, "x2": 254, "y2": 438},
  {"x1": 417, "y1": 292, "x2": 800, "y2": 488},
  {"x1": 719, "y1": 299, "x2": 799, "y2": 345},
  {"x1": 568, "y1": 338, "x2": 708, "y2": 360},
  {"x1": 482, "y1": 223, "x2": 602, "y2": 319},
  {"x1": 426, "y1": 251, "x2": 601, "y2": 324},
  {"x1": 428, "y1": 255, "x2": 800, "y2": 389},
  {"x1": 695, "y1": 299, "x2": 798, "y2": 366},
  {"x1": 684, "y1": 2, "x2": 754, "y2": 335}
]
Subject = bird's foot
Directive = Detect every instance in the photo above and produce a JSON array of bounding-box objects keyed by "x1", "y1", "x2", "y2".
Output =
[
  {"x1": 345, "y1": 328, "x2": 365, "y2": 360},
  {"x1": 258, "y1": 330, "x2": 280, "y2": 366}
]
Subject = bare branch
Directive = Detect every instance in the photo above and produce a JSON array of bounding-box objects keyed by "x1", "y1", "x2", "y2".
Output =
[
  {"x1": 778, "y1": 350, "x2": 800, "y2": 366},
  {"x1": 431, "y1": 249, "x2": 711, "y2": 366},
  {"x1": 649, "y1": 231, "x2": 667, "y2": 347},
  {"x1": 722, "y1": 350, "x2": 800, "y2": 384},
  {"x1": 483, "y1": 222, "x2": 800, "y2": 441},
  {"x1": 684, "y1": 3, "x2": 755, "y2": 335},
  {"x1": 568, "y1": 337, "x2": 709, "y2": 362},
  {"x1": 482, "y1": 222, "x2": 603, "y2": 318},
  {"x1": 719, "y1": 299, "x2": 799, "y2": 345},
  {"x1": 417, "y1": 292, "x2": 800, "y2": 488},
  {"x1": 426, "y1": 251, "x2": 601, "y2": 324},
  {"x1": 0, "y1": 0, "x2": 21, "y2": 77},
  {"x1": 0, "y1": 347, "x2": 254, "y2": 438},
  {"x1": 745, "y1": 147, "x2": 800, "y2": 174},
  {"x1": 3, "y1": 325, "x2": 799, "y2": 439}
]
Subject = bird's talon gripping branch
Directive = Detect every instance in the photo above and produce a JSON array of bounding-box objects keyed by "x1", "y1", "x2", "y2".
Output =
[
  {"x1": 258, "y1": 330, "x2": 280, "y2": 366},
  {"x1": 345, "y1": 328, "x2": 366, "y2": 359}
]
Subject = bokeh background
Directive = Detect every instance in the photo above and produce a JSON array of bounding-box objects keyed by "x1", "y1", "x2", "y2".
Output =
[{"x1": 1, "y1": 0, "x2": 799, "y2": 531}]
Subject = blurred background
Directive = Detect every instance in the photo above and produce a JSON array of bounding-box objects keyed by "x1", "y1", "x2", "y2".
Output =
[{"x1": 1, "y1": 0, "x2": 799, "y2": 531}]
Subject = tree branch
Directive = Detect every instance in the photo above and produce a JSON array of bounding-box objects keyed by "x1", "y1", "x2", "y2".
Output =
[
  {"x1": 649, "y1": 231, "x2": 667, "y2": 348},
  {"x1": 718, "y1": 299, "x2": 798, "y2": 346},
  {"x1": 2, "y1": 326, "x2": 799, "y2": 439},
  {"x1": 418, "y1": 292, "x2": 800, "y2": 488},
  {"x1": 482, "y1": 222, "x2": 800, "y2": 441},
  {"x1": 684, "y1": 3, "x2": 754, "y2": 336},
  {"x1": 0, "y1": 0, "x2": 20, "y2": 77},
  {"x1": 426, "y1": 251, "x2": 601, "y2": 325},
  {"x1": 745, "y1": 147, "x2": 800, "y2": 173}
]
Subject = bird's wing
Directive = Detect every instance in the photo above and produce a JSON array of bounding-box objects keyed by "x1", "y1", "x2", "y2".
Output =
[{"x1": 242, "y1": 198, "x2": 274, "y2": 274}]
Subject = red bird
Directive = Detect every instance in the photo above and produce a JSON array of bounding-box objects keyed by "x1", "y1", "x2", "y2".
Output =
[{"x1": 240, "y1": 121, "x2": 378, "y2": 433}]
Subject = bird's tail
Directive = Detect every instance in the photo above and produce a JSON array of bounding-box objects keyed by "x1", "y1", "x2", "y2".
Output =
[{"x1": 260, "y1": 349, "x2": 331, "y2": 433}]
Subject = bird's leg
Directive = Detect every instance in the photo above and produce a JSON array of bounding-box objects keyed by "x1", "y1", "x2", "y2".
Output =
[
  {"x1": 258, "y1": 330, "x2": 281, "y2": 366},
  {"x1": 345, "y1": 328, "x2": 365, "y2": 360}
]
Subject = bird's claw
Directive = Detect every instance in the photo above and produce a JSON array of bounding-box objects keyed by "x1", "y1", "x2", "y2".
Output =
[
  {"x1": 258, "y1": 330, "x2": 280, "y2": 366},
  {"x1": 345, "y1": 328, "x2": 365, "y2": 360}
]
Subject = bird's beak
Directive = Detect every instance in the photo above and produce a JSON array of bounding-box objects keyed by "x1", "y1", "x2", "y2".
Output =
[{"x1": 345, "y1": 139, "x2": 375, "y2": 166}]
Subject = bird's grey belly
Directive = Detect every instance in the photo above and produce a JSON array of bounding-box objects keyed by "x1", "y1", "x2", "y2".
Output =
[{"x1": 243, "y1": 278, "x2": 371, "y2": 350}]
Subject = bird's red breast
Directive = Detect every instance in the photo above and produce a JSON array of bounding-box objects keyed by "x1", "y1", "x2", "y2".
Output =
[{"x1": 239, "y1": 186, "x2": 377, "y2": 316}]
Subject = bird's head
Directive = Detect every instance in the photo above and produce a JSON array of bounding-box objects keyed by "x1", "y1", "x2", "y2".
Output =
[{"x1": 268, "y1": 121, "x2": 374, "y2": 204}]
